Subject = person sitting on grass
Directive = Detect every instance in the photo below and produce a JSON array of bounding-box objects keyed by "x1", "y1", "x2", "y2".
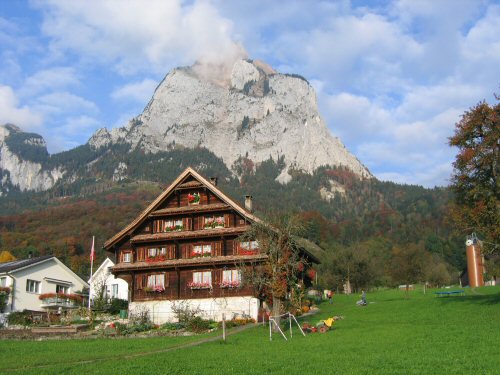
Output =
[{"x1": 356, "y1": 290, "x2": 367, "y2": 306}]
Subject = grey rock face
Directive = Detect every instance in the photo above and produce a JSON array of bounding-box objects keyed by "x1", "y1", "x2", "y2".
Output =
[
  {"x1": 91, "y1": 59, "x2": 371, "y2": 182},
  {"x1": 0, "y1": 125, "x2": 63, "y2": 194}
]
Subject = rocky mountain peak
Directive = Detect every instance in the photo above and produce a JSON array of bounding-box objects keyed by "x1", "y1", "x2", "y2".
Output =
[{"x1": 90, "y1": 58, "x2": 371, "y2": 183}]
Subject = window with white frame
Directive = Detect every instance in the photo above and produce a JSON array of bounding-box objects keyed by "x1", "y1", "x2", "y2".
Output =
[
  {"x1": 204, "y1": 215, "x2": 224, "y2": 229},
  {"x1": 191, "y1": 244, "x2": 212, "y2": 257},
  {"x1": 111, "y1": 284, "x2": 119, "y2": 298},
  {"x1": 240, "y1": 241, "x2": 259, "y2": 250},
  {"x1": 146, "y1": 274, "x2": 166, "y2": 292},
  {"x1": 148, "y1": 248, "x2": 166, "y2": 258},
  {"x1": 123, "y1": 252, "x2": 132, "y2": 263},
  {"x1": 221, "y1": 269, "x2": 241, "y2": 288},
  {"x1": 189, "y1": 271, "x2": 212, "y2": 289},
  {"x1": 0, "y1": 277, "x2": 6, "y2": 287},
  {"x1": 165, "y1": 219, "x2": 183, "y2": 231},
  {"x1": 56, "y1": 284, "x2": 69, "y2": 294},
  {"x1": 26, "y1": 279, "x2": 40, "y2": 293}
]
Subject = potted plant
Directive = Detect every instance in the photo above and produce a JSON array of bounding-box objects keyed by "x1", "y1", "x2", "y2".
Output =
[{"x1": 187, "y1": 192, "x2": 200, "y2": 205}]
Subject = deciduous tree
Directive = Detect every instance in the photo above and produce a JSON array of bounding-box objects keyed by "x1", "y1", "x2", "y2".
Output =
[{"x1": 449, "y1": 97, "x2": 499, "y2": 253}]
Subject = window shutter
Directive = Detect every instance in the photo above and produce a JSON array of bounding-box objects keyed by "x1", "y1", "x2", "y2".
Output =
[
  {"x1": 197, "y1": 216, "x2": 204, "y2": 230},
  {"x1": 164, "y1": 272, "x2": 169, "y2": 287},
  {"x1": 183, "y1": 217, "x2": 192, "y2": 231},
  {"x1": 213, "y1": 241, "x2": 222, "y2": 256},
  {"x1": 224, "y1": 214, "x2": 230, "y2": 228}
]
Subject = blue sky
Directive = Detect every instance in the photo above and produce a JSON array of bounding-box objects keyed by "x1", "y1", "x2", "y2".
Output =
[{"x1": 1, "y1": 0, "x2": 499, "y2": 187}]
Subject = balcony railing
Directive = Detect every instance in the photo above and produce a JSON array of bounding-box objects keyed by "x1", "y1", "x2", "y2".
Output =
[{"x1": 39, "y1": 293, "x2": 83, "y2": 309}]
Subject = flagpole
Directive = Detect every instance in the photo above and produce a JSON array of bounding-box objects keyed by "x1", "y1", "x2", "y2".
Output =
[{"x1": 88, "y1": 236, "x2": 95, "y2": 311}]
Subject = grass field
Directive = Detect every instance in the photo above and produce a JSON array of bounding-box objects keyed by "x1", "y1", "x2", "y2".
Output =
[{"x1": 1, "y1": 286, "x2": 499, "y2": 374}]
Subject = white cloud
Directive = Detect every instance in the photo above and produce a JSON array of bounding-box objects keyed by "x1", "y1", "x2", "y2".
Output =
[
  {"x1": 33, "y1": 91, "x2": 98, "y2": 115},
  {"x1": 111, "y1": 79, "x2": 158, "y2": 103},
  {"x1": 0, "y1": 85, "x2": 42, "y2": 130},
  {"x1": 21, "y1": 67, "x2": 80, "y2": 97},
  {"x1": 35, "y1": 0, "x2": 246, "y2": 75}
]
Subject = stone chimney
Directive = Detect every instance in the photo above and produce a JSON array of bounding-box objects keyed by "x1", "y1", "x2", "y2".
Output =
[
  {"x1": 245, "y1": 195, "x2": 253, "y2": 212},
  {"x1": 210, "y1": 177, "x2": 218, "y2": 186}
]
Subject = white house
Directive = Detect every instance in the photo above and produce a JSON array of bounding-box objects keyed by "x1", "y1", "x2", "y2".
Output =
[
  {"x1": 0, "y1": 255, "x2": 89, "y2": 313},
  {"x1": 88, "y1": 258, "x2": 128, "y2": 302}
]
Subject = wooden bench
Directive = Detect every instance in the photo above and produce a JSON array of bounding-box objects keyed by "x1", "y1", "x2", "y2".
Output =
[{"x1": 434, "y1": 290, "x2": 465, "y2": 297}]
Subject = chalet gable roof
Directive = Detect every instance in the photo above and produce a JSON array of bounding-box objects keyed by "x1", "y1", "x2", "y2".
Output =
[{"x1": 104, "y1": 167, "x2": 261, "y2": 250}]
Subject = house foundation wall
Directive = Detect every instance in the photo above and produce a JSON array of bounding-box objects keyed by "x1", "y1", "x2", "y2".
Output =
[{"x1": 129, "y1": 296, "x2": 259, "y2": 324}]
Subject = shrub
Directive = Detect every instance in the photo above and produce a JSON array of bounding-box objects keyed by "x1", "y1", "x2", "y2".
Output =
[
  {"x1": 218, "y1": 318, "x2": 255, "y2": 329},
  {"x1": 106, "y1": 298, "x2": 128, "y2": 315},
  {"x1": 161, "y1": 322, "x2": 186, "y2": 331},
  {"x1": 0, "y1": 288, "x2": 10, "y2": 313},
  {"x1": 186, "y1": 316, "x2": 213, "y2": 333},
  {"x1": 7, "y1": 310, "x2": 33, "y2": 326},
  {"x1": 171, "y1": 301, "x2": 201, "y2": 324},
  {"x1": 129, "y1": 305, "x2": 150, "y2": 325}
]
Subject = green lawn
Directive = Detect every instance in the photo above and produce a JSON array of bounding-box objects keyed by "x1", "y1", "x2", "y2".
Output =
[{"x1": 2, "y1": 286, "x2": 499, "y2": 374}]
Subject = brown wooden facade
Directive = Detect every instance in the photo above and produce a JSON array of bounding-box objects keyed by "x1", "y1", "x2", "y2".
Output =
[{"x1": 105, "y1": 168, "x2": 269, "y2": 303}]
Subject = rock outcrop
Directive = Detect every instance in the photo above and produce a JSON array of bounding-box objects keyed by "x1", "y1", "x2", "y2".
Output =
[{"x1": 0, "y1": 124, "x2": 63, "y2": 195}]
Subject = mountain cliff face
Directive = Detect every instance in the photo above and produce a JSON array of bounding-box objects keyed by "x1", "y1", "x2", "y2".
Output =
[
  {"x1": 0, "y1": 124, "x2": 63, "y2": 196},
  {"x1": 1, "y1": 59, "x2": 371, "y2": 195},
  {"x1": 89, "y1": 59, "x2": 371, "y2": 183}
]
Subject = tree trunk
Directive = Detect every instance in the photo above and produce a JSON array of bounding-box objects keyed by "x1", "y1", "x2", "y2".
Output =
[{"x1": 272, "y1": 296, "x2": 282, "y2": 331}]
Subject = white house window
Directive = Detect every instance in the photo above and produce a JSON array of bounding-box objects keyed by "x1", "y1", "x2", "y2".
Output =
[
  {"x1": 147, "y1": 248, "x2": 167, "y2": 258},
  {"x1": 191, "y1": 244, "x2": 212, "y2": 258},
  {"x1": 188, "y1": 271, "x2": 212, "y2": 289},
  {"x1": 165, "y1": 219, "x2": 183, "y2": 231},
  {"x1": 26, "y1": 279, "x2": 40, "y2": 294},
  {"x1": 0, "y1": 277, "x2": 6, "y2": 287},
  {"x1": 56, "y1": 285, "x2": 69, "y2": 294},
  {"x1": 146, "y1": 274, "x2": 165, "y2": 292},
  {"x1": 123, "y1": 252, "x2": 132, "y2": 263},
  {"x1": 221, "y1": 270, "x2": 241, "y2": 288},
  {"x1": 111, "y1": 284, "x2": 119, "y2": 299},
  {"x1": 240, "y1": 241, "x2": 259, "y2": 250},
  {"x1": 204, "y1": 215, "x2": 224, "y2": 229}
]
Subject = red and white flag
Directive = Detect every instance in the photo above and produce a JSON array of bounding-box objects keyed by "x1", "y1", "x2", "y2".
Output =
[{"x1": 90, "y1": 236, "x2": 95, "y2": 262}]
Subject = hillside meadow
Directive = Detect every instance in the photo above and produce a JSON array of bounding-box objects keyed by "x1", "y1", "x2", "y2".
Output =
[{"x1": 1, "y1": 286, "x2": 499, "y2": 374}]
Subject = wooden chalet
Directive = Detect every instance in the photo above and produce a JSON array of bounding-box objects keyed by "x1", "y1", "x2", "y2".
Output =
[{"x1": 104, "y1": 167, "x2": 319, "y2": 323}]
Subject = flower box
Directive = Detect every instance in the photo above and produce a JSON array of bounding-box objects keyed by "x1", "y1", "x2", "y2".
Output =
[
  {"x1": 144, "y1": 285, "x2": 165, "y2": 293},
  {"x1": 219, "y1": 281, "x2": 241, "y2": 289},
  {"x1": 146, "y1": 255, "x2": 167, "y2": 263},
  {"x1": 187, "y1": 281, "x2": 211, "y2": 290},
  {"x1": 190, "y1": 252, "x2": 212, "y2": 258},
  {"x1": 39, "y1": 293, "x2": 82, "y2": 302},
  {"x1": 165, "y1": 225, "x2": 183, "y2": 232},
  {"x1": 239, "y1": 249, "x2": 258, "y2": 256},
  {"x1": 187, "y1": 192, "x2": 200, "y2": 205}
]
